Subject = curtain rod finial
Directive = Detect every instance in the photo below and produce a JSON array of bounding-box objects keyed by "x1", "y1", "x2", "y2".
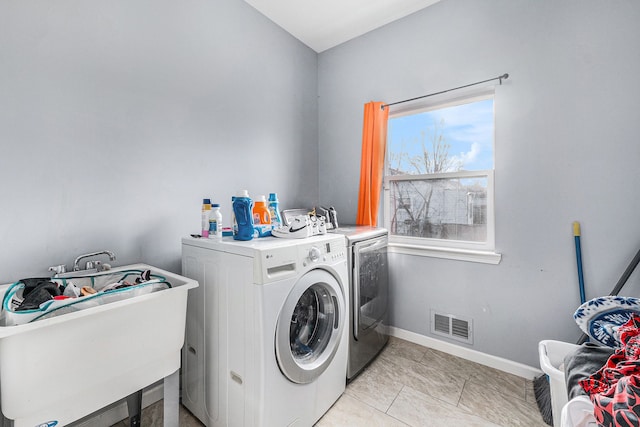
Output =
[{"x1": 500, "y1": 73, "x2": 509, "y2": 84}]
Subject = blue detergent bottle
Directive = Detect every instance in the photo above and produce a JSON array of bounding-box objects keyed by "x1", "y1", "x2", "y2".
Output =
[
  {"x1": 233, "y1": 190, "x2": 254, "y2": 241},
  {"x1": 268, "y1": 193, "x2": 282, "y2": 229}
]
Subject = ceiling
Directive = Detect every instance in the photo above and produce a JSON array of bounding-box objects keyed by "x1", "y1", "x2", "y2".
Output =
[{"x1": 244, "y1": 0, "x2": 441, "y2": 53}]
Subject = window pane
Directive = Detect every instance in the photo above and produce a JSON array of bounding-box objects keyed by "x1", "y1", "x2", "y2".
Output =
[
  {"x1": 387, "y1": 98, "x2": 494, "y2": 175},
  {"x1": 389, "y1": 177, "x2": 488, "y2": 242}
]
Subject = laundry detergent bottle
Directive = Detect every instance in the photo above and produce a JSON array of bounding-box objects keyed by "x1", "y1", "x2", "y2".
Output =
[
  {"x1": 233, "y1": 190, "x2": 254, "y2": 241},
  {"x1": 231, "y1": 196, "x2": 237, "y2": 236},
  {"x1": 268, "y1": 193, "x2": 282, "y2": 229},
  {"x1": 253, "y1": 195, "x2": 271, "y2": 225},
  {"x1": 201, "y1": 199, "x2": 211, "y2": 238}
]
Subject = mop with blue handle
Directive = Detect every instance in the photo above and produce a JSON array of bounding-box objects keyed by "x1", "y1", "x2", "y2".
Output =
[
  {"x1": 534, "y1": 221, "x2": 587, "y2": 425},
  {"x1": 573, "y1": 221, "x2": 586, "y2": 305}
]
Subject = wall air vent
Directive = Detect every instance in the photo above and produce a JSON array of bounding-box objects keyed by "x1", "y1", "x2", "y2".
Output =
[{"x1": 431, "y1": 310, "x2": 473, "y2": 344}]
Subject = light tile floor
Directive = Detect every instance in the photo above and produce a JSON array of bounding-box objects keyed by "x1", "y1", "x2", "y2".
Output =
[
  {"x1": 118, "y1": 337, "x2": 547, "y2": 426},
  {"x1": 316, "y1": 337, "x2": 548, "y2": 427}
]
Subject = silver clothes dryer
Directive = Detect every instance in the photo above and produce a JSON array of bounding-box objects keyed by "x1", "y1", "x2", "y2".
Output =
[{"x1": 333, "y1": 226, "x2": 389, "y2": 380}]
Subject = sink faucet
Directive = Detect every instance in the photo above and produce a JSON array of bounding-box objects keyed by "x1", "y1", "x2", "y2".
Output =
[
  {"x1": 48, "y1": 264, "x2": 67, "y2": 276},
  {"x1": 73, "y1": 250, "x2": 116, "y2": 271}
]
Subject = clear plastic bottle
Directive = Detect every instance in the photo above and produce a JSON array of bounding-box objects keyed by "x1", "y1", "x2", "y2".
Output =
[
  {"x1": 268, "y1": 193, "x2": 282, "y2": 229},
  {"x1": 209, "y1": 204, "x2": 223, "y2": 241},
  {"x1": 201, "y1": 199, "x2": 211, "y2": 238}
]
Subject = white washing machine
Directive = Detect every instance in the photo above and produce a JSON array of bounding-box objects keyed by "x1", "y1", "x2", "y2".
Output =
[{"x1": 180, "y1": 234, "x2": 348, "y2": 427}]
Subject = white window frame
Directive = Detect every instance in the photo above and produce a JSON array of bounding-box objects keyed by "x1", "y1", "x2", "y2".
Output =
[{"x1": 383, "y1": 92, "x2": 501, "y2": 264}]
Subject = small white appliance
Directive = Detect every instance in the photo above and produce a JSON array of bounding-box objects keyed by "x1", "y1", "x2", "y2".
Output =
[{"x1": 181, "y1": 234, "x2": 349, "y2": 426}]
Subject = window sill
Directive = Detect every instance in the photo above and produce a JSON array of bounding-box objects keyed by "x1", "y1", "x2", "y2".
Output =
[{"x1": 388, "y1": 243, "x2": 502, "y2": 264}]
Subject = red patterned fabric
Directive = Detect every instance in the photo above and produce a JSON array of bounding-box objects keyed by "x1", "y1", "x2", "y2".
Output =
[{"x1": 580, "y1": 315, "x2": 640, "y2": 426}]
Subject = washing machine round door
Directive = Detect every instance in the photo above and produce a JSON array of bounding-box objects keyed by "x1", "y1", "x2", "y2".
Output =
[{"x1": 275, "y1": 268, "x2": 345, "y2": 384}]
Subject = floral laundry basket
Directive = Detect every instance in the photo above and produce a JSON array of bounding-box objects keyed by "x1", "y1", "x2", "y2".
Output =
[{"x1": 1, "y1": 269, "x2": 171, "y2": 326}]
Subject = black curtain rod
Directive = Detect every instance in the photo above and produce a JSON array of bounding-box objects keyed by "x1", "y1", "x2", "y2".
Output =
[{"x1": 381, "y1": 73, "x2": 509, "y2": 110}]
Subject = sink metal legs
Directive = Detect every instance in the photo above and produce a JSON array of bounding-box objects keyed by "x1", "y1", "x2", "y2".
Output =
[
  {"x1": 0, "y1": 369, "x2": 180, "y2": 427},
  {"x1": 126, "y1": 369, "x2": 179, "y2": 427},
  {"x1": 163, "y1": 369, "x2": 179, "y2": 427},
  {"x1": 126, "y1": 389, "x2": 143, "y2": 427}
]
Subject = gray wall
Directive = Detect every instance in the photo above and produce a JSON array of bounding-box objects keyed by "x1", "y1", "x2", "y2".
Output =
[
  {"x1": 0, "y1": 0, "x2": 318, "y2": 283},
  {"x1": 3, "y1": 0, "x2": 639, "y2": 368},
  {"x1": 318, "y1": 0, "x2": 640, "y2": 366}
]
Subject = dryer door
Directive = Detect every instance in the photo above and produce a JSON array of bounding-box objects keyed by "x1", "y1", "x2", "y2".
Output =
[
  {"x1": 353, "y1": 235, "x2": 388, "y2": 339},
  {"x1": 275, "y1": 268, "x2": 345, "y2": 384}
]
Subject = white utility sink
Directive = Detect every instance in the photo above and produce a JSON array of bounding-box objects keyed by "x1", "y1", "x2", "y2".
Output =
[{"x1": 0, "y1": 263, "x2": 198, "y2": 427}]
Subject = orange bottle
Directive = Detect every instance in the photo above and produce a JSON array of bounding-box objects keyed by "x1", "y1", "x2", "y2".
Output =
[{"x1": 252, "y1": 195, "x2": 271, "y2": 225}]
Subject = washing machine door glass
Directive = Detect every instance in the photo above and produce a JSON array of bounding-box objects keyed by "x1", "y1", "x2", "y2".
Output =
[{"x1": 276, "y1": 269, "x2": 345, "y2": 384}]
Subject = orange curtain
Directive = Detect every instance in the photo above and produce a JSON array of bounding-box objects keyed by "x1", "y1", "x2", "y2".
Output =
[{"x1": 356, "y1": 101, "x2": 389, "y2": 226}]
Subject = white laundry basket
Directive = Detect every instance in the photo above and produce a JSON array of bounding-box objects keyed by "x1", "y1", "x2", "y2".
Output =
[{"x1": 538, "y1": 340, "x2": 581, "y2": 427}]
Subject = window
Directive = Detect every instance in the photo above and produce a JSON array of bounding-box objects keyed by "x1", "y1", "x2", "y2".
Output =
[{"x1": 383, "y1": 93, "x2": 500, "y2": 264}]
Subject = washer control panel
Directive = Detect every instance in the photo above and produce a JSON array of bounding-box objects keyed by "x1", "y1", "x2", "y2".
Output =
[
  {"x1": 256, "y1": 236, "x2": 347, "y2": 283},
  {"x1": 308, "y1": 246, "x2": 322, "y2": 262},
  {"x1": 301, "y1": 238, "x2": 346, "y2": 266}
]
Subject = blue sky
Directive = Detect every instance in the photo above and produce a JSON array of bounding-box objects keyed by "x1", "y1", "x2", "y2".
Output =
[{"x1": 387, "y1": 98, "x2": 494, "y2": 173}]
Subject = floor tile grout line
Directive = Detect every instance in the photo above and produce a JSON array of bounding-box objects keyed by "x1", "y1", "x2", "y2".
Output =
[
  {"x1": 384, "y1": 384, "x2": 405, "y2": 415},
  {"x1": 381, "y1": 352, "x2": 427, "y2": 367},
  {"x1": 464, "y1": 373, "x2": 530, "y2": 403},
  {"x1": 457, "y1": 379, "x2": 544, "y2": 427},
  {"x1": 384, "y1": 385, "x2": 414, "y2": 427},
  {"x1": 346, "y1": 386, "x2": 401, "y2": 416},
  {"x1": 387, "y1": 412, "x2": 412, "y2": 427},
  {"x1": 456, "y1": 379, "x2": 466, "y2": 408},
  {"x1": 342, "y1": 390, "x2": 410, "y2": 425},
  {"x1": 455, "y1": 378, "x2": 504, "y2": 426}
]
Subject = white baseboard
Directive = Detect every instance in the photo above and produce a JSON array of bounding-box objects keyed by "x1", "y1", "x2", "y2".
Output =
[
  {"x1": 69, "y1": 382, "x2": 164, "y2": 427},
  {"x1": 389, "y1": 326, "x2": 541, "y2": 380}
]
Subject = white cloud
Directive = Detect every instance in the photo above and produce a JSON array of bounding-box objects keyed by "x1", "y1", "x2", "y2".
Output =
[{"x1": 451, "y1": 142, "x2": 482, "y2": 169}]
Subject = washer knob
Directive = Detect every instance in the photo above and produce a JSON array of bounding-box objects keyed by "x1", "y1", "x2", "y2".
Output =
[{"x1": 308, "y1": 246, "x2": 321, "y2": 262}]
